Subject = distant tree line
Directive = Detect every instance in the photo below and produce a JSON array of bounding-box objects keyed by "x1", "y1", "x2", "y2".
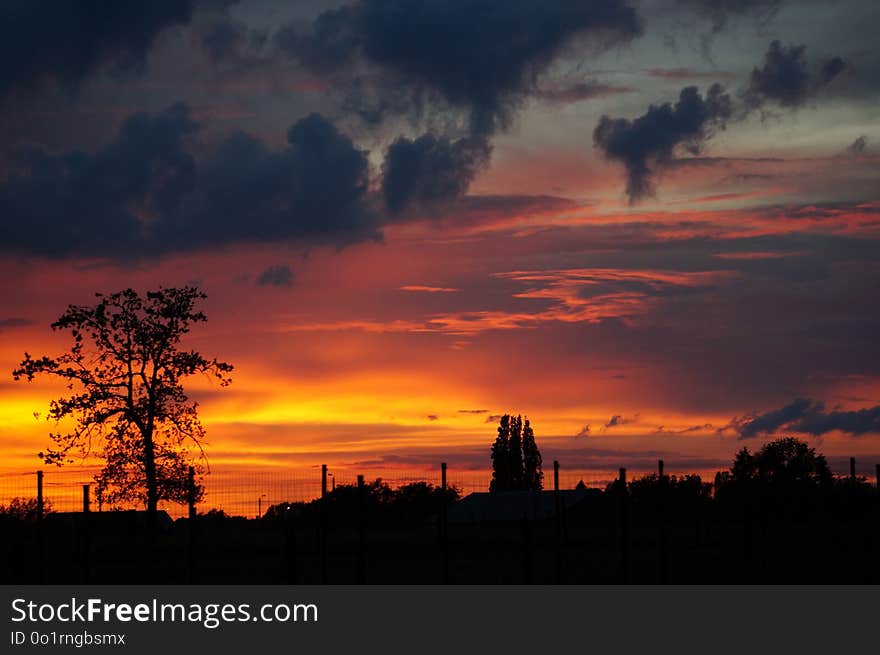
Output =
[{"x1": 264, "y1": 480, "x2": 460, "y2": 526}]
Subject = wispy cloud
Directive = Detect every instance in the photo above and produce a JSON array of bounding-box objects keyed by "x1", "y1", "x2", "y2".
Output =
[
  {"x1": 284, "y1": 267, "x2": 738, "y2": 336},
  {"x1": 400, "y1": 285, "x2": 459, "y2": 293}
]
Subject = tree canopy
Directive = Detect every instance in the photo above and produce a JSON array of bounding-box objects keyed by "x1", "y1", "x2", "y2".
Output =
[
  {"x1": 729, "y1": 436, "x2": 832, "y2": 486},
  {"x1": 13, "y1": 286, "x2": 233, "y2": 518},
  {"x1": 490, "y1": 414, "x2": 543, "y2": 492}
]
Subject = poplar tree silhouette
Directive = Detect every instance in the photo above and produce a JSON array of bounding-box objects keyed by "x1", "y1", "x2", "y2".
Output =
[
  {"x1": 522, "y1": 418, "x2": 543, "y2": 490},
  {"x1": 490, "y1": 414, "x2": 543, "y2": 492}
]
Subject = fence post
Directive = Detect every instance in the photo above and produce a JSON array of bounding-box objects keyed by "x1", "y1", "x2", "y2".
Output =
[
  {"x1": 743, "y1": 501, "x2": 753, "y2": 583},
  {"x1": 37, "y1": 471, "x2": 44, "y2": 521},
  {"x1": 357, "y1": 474, "x2": 366, "y2": 584},
  {"x1": 81, "y1": 484, "x2": 90, "y2": 584},
  {"x1": 285, "y1": 506, "x2": 297, "y2": 584},
  {"x1": 187, "y1": 467, "x2": 196, "y2": 520},
  {"x1": 320, "y1": 465, "x2": 328, "y2": 583},
  {"x1": 658, "y1": 460, "x2": 668, "y2": 584},
  {"x1": 619, "y1": 467, "x2": 629, "y2": 584},
  {"x1": 187, "y1": 466, "x2": 196, "y2": 584},
  {"x1": 440, "y1": 462, "x2": 449, "y2": 584},
  {"x1": 554, "y1": 460, "x2": 562, "y2": 583},
  {"x1": 36, "y1": 471, "x2": 44, "y2": 584},
  {"x1": 851, "y1": 457, "x2": 857, "y2": 482},
  {"x1": 876, "y1": 464, "x2": 879, "y2": 493},
  {"x1": 521, "y1": 514, "x2": 531, "y2": 584},
  {"x1": 553, "y1": 461, "x2": 561, "y2": 518}
]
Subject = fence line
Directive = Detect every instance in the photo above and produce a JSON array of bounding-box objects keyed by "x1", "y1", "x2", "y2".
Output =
[{"x1": 2, "y1": 459, "x2": 878, "y2": 519}]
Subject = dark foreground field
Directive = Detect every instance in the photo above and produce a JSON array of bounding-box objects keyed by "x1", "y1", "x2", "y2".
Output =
[{"x1": 3, "y1": 485, "x2": 878, "y2": 584}]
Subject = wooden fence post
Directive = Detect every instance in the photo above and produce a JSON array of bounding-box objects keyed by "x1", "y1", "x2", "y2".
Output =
[
  {"x1": 850, "y1": 457, "x2": 857, "y2": 482},
  {"x1": 619, "y1": 467, "x2": 629, "y2": 584},
  {"x1": 357, "y1": 474, "x2": 366, "y2": 584},
  {"x1": 36, "y1": 471, "x2": 44, "y2": 584},
  {"x1": 743, "y1": 501, "x2": 753, "y2": 583},
  {"x1": 554, "y1": 460, "x2": 561, "y2": 518},
  {"x1": 658, "y1": 460, "x2": 668, "y2": 584},
  {"x1": 875, "y1": 463, "x2": 879, "y2": 493},
  {"x1": 320, "y1": 465, "x2": 328, "y2": 583},
  {"x1": 187, "y1": 466, "x2": 196, "y2": 584},
  {"x1": 285, "y1": 506, "x2": 297, "y2": 584},
  {"x1": 440, "y1": 462, "x2": 449, "y2": 584},
  {"x1": 81, "y1": 484, "x2": 90, "y2": 584},
  {"x1": 37, "y1": 470, "x2": 43, "y2": 520},
  {"x1": 554, "y1": 460, "x2": 562, "y2": 582},
  {"x1": 187, "y1": 466, "x2": 196, "y2": 520}
]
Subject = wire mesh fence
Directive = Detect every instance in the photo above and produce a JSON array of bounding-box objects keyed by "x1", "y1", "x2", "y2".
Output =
[
  {"x1": 0, "y1": 464, "x2": 630, "y2": 519},
  {"x1": 2, "y1": 460, "x2": 879, "y2": 584},
  {"x1": 9, "y1": 459, "x2": 871, "y2": 519}
]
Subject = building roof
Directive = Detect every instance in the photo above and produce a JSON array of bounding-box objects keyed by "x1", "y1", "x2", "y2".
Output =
[{"x1": 447, "y1": 488, "x2": 596, "y2": 523}]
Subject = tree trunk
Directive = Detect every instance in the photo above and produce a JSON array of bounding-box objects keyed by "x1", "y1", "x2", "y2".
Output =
[{"x1": 143, "y1": 431, "x2": 158, "y2": 531}]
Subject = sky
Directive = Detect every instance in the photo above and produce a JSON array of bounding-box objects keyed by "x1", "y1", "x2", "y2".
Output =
[{"x1": 1, "y1": 0, "x2": 879, "y2": 491}]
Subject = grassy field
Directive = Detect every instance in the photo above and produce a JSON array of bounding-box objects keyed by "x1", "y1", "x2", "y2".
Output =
[{"x1": 3, "y1": 497, "x2": 878, "y2": 584}]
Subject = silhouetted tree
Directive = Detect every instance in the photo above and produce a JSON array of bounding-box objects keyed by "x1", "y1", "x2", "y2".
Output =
[
  {"x1": 264, "y1": 480, "x2": 460, "y2": 526},
  {"x1": 522, "y1": 418, "x2": 543, "y2": 490},
  {"x1": 730, "y1": 437, "x2": 832, "y2": 486},
  {"x1": 626, "y1": 473, "x2": 711, "y2": 507},
  {"x1": 13, "y1": 287, "x2": 233, "y2": 523},
  {"x1": 508, "y1": 414, "x2": 524, "y2": 489},
  {"x1": 490, "y1": 414, "x2": 543, "y2": 492},
  {"x1": 0, "y1": 497, "x2": 52, "y2": 521},
  {"x1": 490, "y1": 414, "x2": 512, "y2": 492}
]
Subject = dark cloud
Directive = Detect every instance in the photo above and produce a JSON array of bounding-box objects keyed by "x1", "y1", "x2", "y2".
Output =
[
  {"x1": 676, "y1": 0, "x2": 781, "y2": 34},
  {"x1": 744, "y1": 41, "x2": 848, "y2": 110},
  {"x1": 165, "y1": 112, "x2": 377, "y2": 249},
  {"x1": 452, "y1": 194, "x2": 579, "y2": 222},
  {"x1": 382, "y1": 134, "x2": 491, "y2": 213},
  {"x1": 0, "y1": 105, "x2": 382, "y2": 257},
  {"x1": 276, "y1": 0, "x2": 642, "y2": 135},
  {"x1": 603, "y1": 413, "x2": 639, "y2": 429},
  {"x1": 575, "y1": 424, "x2": 591, "y2": 438},
  {"x1": 0, "y1": 0, "x2": 193, "y2": 96},
  {"x1": 198, "y1": 8, "x2": 269, "y2": 69},
  {"x1": 0, "y1": 103, "x2": 198, "y2": 256},
  {"x1": 593, "y1": 84, "x2": 732, "y2": 203},
  {"x1": 653, "y1": 424, "x2": 713, "y2": 435},
  {"x1": 426, "y1": 414, "x2": 439, "y2": 421},
  {"x1": 485, "y1": 414, "x2": 504, "y2": 424},
  {"x1": 729, "y1": 398, "x2": 880, "y2": 438},
  {"x1": 0, "y1": 318, "x2": 32, "y2": 330},
  {"x1": 795, "y1": 405, "x2": 880, "y2": 437},
  {"x1": 535, "y1": 81, "x2": 635, "y2": 104},
  {"x1": 274, "y1": 5, "x2": 360, "y2": 75},
  {"x1": 337, "y1": 74, "x2": 429, "y2": 127},
  {"x1": 256, "y1": 264, "x2": 294, "y2": 288},
  {"x1": 201, "y1": 17, "x2": 248, "y2": 62},
  {"x1": 458, "y1": 409, "x2": 489, "y2": 414},
  {"x1": 847, "y1": 136, "x2": 868, "y2": 155},
  {"x1": 644, "y1": 68, "x2": 736, "y2": 81}
]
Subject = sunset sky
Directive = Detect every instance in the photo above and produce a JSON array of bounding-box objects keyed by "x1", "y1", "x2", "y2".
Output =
[{"x1": 1, "y1": 0, "x2": 879, "y2": 492}]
